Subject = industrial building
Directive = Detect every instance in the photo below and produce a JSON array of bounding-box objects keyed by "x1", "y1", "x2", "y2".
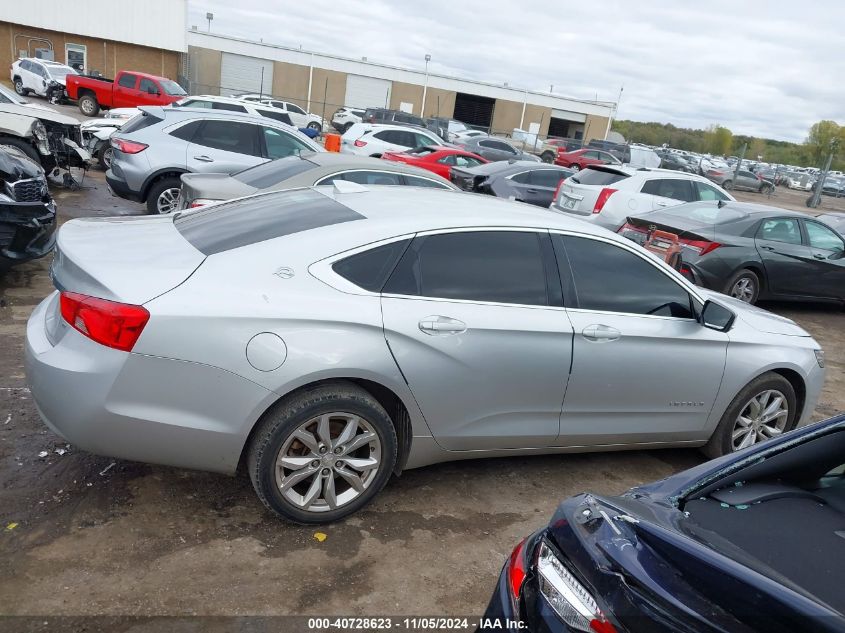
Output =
[{"x1": 0, "y1": 1, "x2": 615, "y2": 141}]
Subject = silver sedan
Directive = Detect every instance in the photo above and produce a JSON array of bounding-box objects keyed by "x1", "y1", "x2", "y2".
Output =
[{"x1": 26, "y1": 186, "x2": 825, "y2": 523}]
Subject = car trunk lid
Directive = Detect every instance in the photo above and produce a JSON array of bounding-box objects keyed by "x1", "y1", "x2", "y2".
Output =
[{"x1": 552, "y1": 165, "x2": 631, "y2": 215}]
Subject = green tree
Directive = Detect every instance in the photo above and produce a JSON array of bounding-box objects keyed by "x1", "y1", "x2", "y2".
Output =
[
  {"x1": 704, "y1": 125, "x2": 733, "y2": 156},
  {"x1": 805, "y1": 120, "x2": 841, "y2": 165}
]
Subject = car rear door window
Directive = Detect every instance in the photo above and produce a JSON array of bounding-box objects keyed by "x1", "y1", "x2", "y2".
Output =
[
  {"x1": 169, "y1": 120, "x2": 202, "y2": 141},
  {"x1": 511, "y1": 171, "x2": 532, "y2": 184},
  {"x1": 193, "y1": 120, "x2": 261, "y2": 156},
  {"x1": 641, "y1": 178, "x2": 695, "y2": 202},
  {"x1": 262, "y1": 126, "x2": 312, "y2": 159},
  {"x1": 117, "y1": 73, "x2": 137, "y2": 89},
  {"x1": 384, "y1": 231, "x2": 552, "y2": 306},
  {"x1": 556, "y1": 235, "x2": 693, "y2": 319},
  {"x1": 259, "y1": 110, "x2": 294, "y2": 125},
  {"x1": 695, "y1": 181, "x2": 731, "y2": 201},
  {"x1": 286, "y1": 103, "x2": 306, "y2": 115},
  {"x1": 530, "y1": 169, "x2": 567, "y2": 188},
  {"x1": 805, "y1": 221, "x2": 845, "y2": 252},
  {"x1": 333, "y1": 239, "x2": 411, "y2": 292},
  {"x1": 758, "y1": 218, "x2": 802, "y2": 245}
]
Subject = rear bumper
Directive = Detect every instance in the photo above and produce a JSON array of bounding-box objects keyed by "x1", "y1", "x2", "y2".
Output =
[
  {"x1": 25, "y1": 292, "x2": 274, "y2": 475},
  {"x1": 105, "y1": 168, "x2": 142, "y2": 203}
]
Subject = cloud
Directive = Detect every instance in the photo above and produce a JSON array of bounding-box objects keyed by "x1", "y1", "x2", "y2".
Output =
[{"x1": 188, "y1": 0, "x2": 844, "y2": 142}]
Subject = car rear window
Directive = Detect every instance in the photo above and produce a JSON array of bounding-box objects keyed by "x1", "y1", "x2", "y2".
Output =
[
  {"x1": 119, "y1": 112, "x2": 162, "y2": 134},
  {"x1": 233, "y1": 155, "x2": 317, "y2": 189},
  {"x1": 174, "y1": 189, "x2": 364, "y2": 255},
  {"x1": 570, "y1": 167, "x2": 630, "y2": 186}
]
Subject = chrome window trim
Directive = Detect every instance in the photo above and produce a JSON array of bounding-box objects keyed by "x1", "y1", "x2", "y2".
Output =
[{"x1": 312, "y1": 169, "x2": 445, "y2": 188}]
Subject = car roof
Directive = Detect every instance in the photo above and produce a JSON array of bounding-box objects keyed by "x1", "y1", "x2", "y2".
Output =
[{"x1": 141, "y1": 105, "x2": 313, "y2": 139}]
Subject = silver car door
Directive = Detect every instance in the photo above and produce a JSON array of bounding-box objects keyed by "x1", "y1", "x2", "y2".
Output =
[
  {"x1": 552, "y1": 233, "x2": 728, "y2": 445},
  {"x1": 186, "y1": 120, "x2": 266, "y2": 173},
  {"x1": 380, "y1": 229, "x2": 573, "y2": 450}
]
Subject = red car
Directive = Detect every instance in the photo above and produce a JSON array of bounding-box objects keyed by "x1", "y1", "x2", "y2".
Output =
[
  {"x1": 66, "y1": 70, "x2": 187, "y2": 117},
  {"x1": 381, "y1": 146, "x2": 488, "y2": 179},
  {"x1": 555, "y1": 147, "x2": 622, "y2": 171}
]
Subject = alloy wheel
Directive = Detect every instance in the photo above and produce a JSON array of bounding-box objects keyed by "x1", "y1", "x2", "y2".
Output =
[
  {"x1": 274, "y1": 412, "x2": 381, "y2": 513},
  {"x1": 156, "y1": 187, "x2": 181, "y2": 214},
  {"x1": 102, "y1": 148, "x2": 113, "y2": 169},
  {"x1": 730, "y1": 277, "x2": 756, "y2": 302},
  {"x1": 731, "y1": 389, "x2": 788, "y2": 450},
  {"x1": 14, "y1": 80, "x2": 24, "y2": 95}
]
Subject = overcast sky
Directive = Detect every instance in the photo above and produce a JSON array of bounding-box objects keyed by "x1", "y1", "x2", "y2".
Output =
[{"x1": 187, "y1": 1, "x2": 843, "y2": 142}]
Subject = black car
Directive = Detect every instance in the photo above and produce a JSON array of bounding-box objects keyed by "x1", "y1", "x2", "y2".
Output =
[
  {"x1": 450, "y1": 161, "x2": 574, "y2": 207},
  {"x1": 0, "y1": 146, "x2": 56, "y2": 272},
  {"x1": 658, "y1": 152, "x2": 694, "y2": 173},
  {"x1": 362, "y1": 108, "x2": 425, "y2": 128},
  {"x1": 481, "y1": 415, "x2": 845, "y2": 633},
  {"x1": 619, "y1": 201, "x2": 845, "y2": 305}
]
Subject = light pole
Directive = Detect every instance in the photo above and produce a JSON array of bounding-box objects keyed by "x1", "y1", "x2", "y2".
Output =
[
  {"x1": 206, "y1": 12, "x2": 214, "y2": 32},
  {"x1": 421, "y1": 54, "x2": 431, "y2": 117}
]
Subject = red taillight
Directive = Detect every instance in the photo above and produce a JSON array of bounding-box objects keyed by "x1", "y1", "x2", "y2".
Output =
[
  {"x1": 590, "y1": 619, "x2": 619, "y2": 633},
  {"x1": 552, "y1": 178, "x2": 566, "y2": 202},
  {"x1": 507, "y1": 538, "x2": 529, "y2": 599},
  {"x1": 353, "y1": 139, "x2": 367, "y2": 148},
  {"x1": 680, "y1": 239, "x2": 721, "y2": 256},
  {"x1": 59, "y1": 292, "x2": 150, "y2": 352},
  {"x1": 593, "y1": 188, "x2": 617, "y2": 214},
  {"x1": 110, "y1": 137, "x2": 148, "y2": 154}
]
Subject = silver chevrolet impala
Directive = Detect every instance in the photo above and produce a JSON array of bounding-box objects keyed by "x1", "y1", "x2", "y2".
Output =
[{"x1": 26, "y1": 185, "x2": 825, "y2": 523}]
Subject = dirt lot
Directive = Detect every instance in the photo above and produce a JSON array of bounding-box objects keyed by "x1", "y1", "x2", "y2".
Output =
[{"x1": 0, "y1": 152, "x2": 843, "y2": 622}]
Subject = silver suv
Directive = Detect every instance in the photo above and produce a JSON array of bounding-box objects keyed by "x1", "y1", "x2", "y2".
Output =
[{"x1": 106, "y1": 106, "x2": 322, "y2": 214}]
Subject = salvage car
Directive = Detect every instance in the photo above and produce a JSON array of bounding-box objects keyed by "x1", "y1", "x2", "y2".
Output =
[
  {"x1": 177, "y1": 152, "x2": 455, "y2": 209},
  {"x1": 106, "y1": 106, "x2": 322, "y2": 214},
  {"x1": 380, "y1": 145, "x2": 487, "y2": 179},
  {"x1": 783, "y1": 170, "x2": 814, "y2": 191},
  {"x1": 0, "y1": 145, "x2": 56, "y2": 272},
  {"x1": 11, "y1": 58, "x2": 78, "y2": 101},
  {"x1": 450, "y1": 160, "x2": 573, "y2": 207},
  {"x1": 482, "y1": 414, "x2": 845, "y2": 633},
  {"x1": 27, "y1": 186, "x2": 823, "y2": 523},
  {"x1": 0, "y1": 85, "x2": 89, "y2": 171},
  {"x1": 66, "y1": 70, "x2": 186, "y2": 117},
  {"x1": 619, "y1": 201, "x2": 845, "y2": 305}
]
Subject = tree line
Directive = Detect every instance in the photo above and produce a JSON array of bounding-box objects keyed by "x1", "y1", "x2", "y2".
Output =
[{"x1": 611, "y1": 119, "x2": 845, "y2": 170}]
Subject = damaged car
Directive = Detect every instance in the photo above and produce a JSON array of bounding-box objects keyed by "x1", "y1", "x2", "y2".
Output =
[
  {"x1": 0, "y1": 145, "x2": 56, "y2": 272},
  {"x1": 0, "y1": 84, "x2": 90, "y2": 172}
]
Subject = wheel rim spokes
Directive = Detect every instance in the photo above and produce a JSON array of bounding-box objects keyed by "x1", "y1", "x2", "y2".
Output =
[
  {"x1": 731, "y1": 389, "x2": 788, "y2": 451},
  {"x1": 275, "y1": 412, "x2": 381, "y2": 513},
  {"x1": 158, "y1": 188, "x2": 180, "y2": 213}
]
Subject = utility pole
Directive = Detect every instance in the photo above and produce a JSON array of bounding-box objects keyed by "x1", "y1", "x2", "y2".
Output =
[
  {"x1": 604, "y1": 85, "x2": 623, "y2": 140},
  {"x1": 807, "y1": 140, "x2": 837, "y2": 208},
  {"x1": 421, "y1": 54, "x2": 431, "y2": 117},
  {"x1": 206, "y1": 12, "x2": 214, "y2": 32},
  {"x1": 733, "y1": 143, "x2": 747, "y2": 182}
]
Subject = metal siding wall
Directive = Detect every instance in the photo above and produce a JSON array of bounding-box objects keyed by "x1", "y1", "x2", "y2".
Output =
[
  {"x1": 344, "y1": 75, "x2": 391, "y2": 109},
  {"x1": 220, "y1": 53, "x2": 274, "y2": 97}
]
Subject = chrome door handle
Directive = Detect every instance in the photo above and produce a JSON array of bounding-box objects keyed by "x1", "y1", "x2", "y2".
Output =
[
  {"x1": 813, "y1": 253, "x2": 827, "y2": 260},
  {"x1": 760, "y1": 245, "x2": 775, "y2": 251},
  {"x1": 193, "y1": 155, "x2": 214, "y2": 162},
  {"x1": 419, "y1": 316, "x2": 467, "y2": 335},
  {"x1": 656, "y1": 201, "x2": 670, "y2": 207},
  {"x1": 582, "y1": 324, "x2": 621, "y2": 342}
]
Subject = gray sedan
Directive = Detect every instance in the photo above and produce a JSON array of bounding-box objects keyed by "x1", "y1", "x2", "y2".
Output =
[
  {"x1": 177, "y1": 152, "x2": 456, "y2": 209},
  {"x1": 709, "y1": 168, "x2": 775, "y2": 194},
  {"x1": 454, "y1": 136, "x2": 541, "y2": 162},
  {"x1": 27, "y1": 187, "x2": 824, "y2": 523}
]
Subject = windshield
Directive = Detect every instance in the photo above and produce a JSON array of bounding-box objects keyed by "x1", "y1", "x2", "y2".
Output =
[
  {"x1": 160, "y1": 79, "x2": 187, "y2": 96},
  {"x1": 0, "y1": 84, "x2": 27, "y2": 104}
]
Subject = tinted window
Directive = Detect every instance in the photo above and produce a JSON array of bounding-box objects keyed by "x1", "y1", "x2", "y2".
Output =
[
  {"x1": 695, "y1": 181, "x2": 731, "y2": 201},
  {"x1": 20, "y1": 60, "x2": 33, "y2": 71},
  {"x1": 511, "y1": 171, "x2": 532, "y2": 184},
  {"x1": 117, "y1": 73, "x2": 137, "y2": 89},
  {"x1": 262, "y1": 127, "x2": 312, "y2": 159},
  {"x1": 182, "y1": 99, "x2": 212, "y2": 108},
  {"x1": 531, "y1": 169, "x2": 567, "y2": 188},
  {"x1": 640, "y1": 179, "x2": 695, "y2": 202},
  {"x1": 385, "y1": 231, "x2": 550, "y2": 306},
  {"x1": 121, "y1": 112, "x2": 164, "y2": 134},
  {"x1": 558, "y1": 235, "x2": 693, "y2": 319},
  {"x1": 404, "y1": 175, "x2": 451, "y2": 189},
  {"x1": 175, "y1": 189, "x2": 364, "y2": 255},
  {"x1": 234, "y1": 156, "x2": 315, "y2": 188},
  {"x1": 758, "y1": 219, "x2": 801, "y2": 245},
  {"x1": 570, "y1": 168, "x2": 629, "y2": 186},
  {"x1": 339, "y1": 171, "x2": 402, "y2": 185},
  {"x1": 333, "y1": 240, "x2": 411, "y2": 292},
  {"x1": 287, "y1": 103, "x2": 306, "y2": 115},
  {"x1": 259, "y1": 110, "x2": 294, "y2": 125},
  {"x1": 414, "y1": 132, "x2": 437, "y2": 147},
  {"x1": 169, "y1": 120, "x2": 201, "y2": 141},
  {"x1": 193, "y1": 121, "x2": 260, "y2": 155},
  {"x1": 139, "y1": 78, "x2": 159, "y2": 94},
  {"x1": 806, "y1": 221, "x2": 845, "y2": 251},
  {"x1": 212, "y1": 102, "x2": 247, "y2": 113}
]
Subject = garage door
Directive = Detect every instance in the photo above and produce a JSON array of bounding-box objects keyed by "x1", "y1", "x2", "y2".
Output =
[
  {"x1": 344, "y1": 75, "x2": 391, "y2": 109},
  {"x1": 220, "y1": 53, "x2": 274, "y2": 97}
]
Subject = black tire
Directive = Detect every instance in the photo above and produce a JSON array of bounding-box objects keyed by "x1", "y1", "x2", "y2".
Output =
[
  {"x1": 702, "y1": 372, "x2": 797, "y2": 459},
  {"x1": 79, "y1": 94, "x2": 100, "y2": 117},
  {"x1": 724, "y1": 268, "x2": 760, "y2": 304},
  {"x1": 247, "y1": 381, "x2": 398, "y2": 523},
  {"x1": 0, "y1": 137, "x2": 42, "y2": 166},
  {"x1": 722, "y1": 179, "x2": 733, "y2": 190},
  {"x1": 540, "y1": 151, "x2": 555, "y2": 164},
  {"x1": 13, "y1": 77, "x2": 27, "y2": 96},
  {"x1": 145, "y1": 177, "x2": 182, "y2": 215},
  {"x1": 97, "y1": 144, "x2": 113, "y2": 170}
]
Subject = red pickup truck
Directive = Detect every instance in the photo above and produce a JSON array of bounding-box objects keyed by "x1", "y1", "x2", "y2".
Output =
[{"x1": 66, "y1": 70, "x2": 187, "y2": 116}]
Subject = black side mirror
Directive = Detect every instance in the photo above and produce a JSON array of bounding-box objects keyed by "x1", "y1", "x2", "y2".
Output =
[{"x1": 701, "y1": 300, "x2": 735, "y2": 332}]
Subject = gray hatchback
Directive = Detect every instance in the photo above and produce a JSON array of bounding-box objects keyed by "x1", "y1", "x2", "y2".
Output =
[{"x1": 106, "y1": 106, "x2": 322, "y2": 214}]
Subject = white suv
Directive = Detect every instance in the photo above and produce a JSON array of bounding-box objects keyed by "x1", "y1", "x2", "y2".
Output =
[
  {"x1": 550, "y1": 165, "x2": 735, "y2": 231},
  {"x1": 11, "y1": 58, "x2": 78, "y2": 98},
  {"x1": 236, "y1": 94, "x2": 324, "y2": 131},
  {"x1": 340, "y1": 123, "x2": 447, "y2": 157},
  {"x1": 331, "y1": 107, "x2": 365, "y2": 133},
  {"x1": 175, "y1": 95, "x2": 305, "y2": 128}
]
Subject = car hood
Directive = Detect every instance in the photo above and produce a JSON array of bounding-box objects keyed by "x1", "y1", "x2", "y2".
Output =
[
  {"x1": 699, "y1": 288, "x2": 811, "y2": 337},
  {"x1": 0, "y1": 146, "x2": 44, "y2": 180},
  {"x1": 0, "y1": 103, "x2": 78, "y2": 124}
]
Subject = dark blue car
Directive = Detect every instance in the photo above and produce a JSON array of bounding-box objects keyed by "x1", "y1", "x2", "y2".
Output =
[{"x1": 481, "y1": 415, "x2": 845, "y2": 633}]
